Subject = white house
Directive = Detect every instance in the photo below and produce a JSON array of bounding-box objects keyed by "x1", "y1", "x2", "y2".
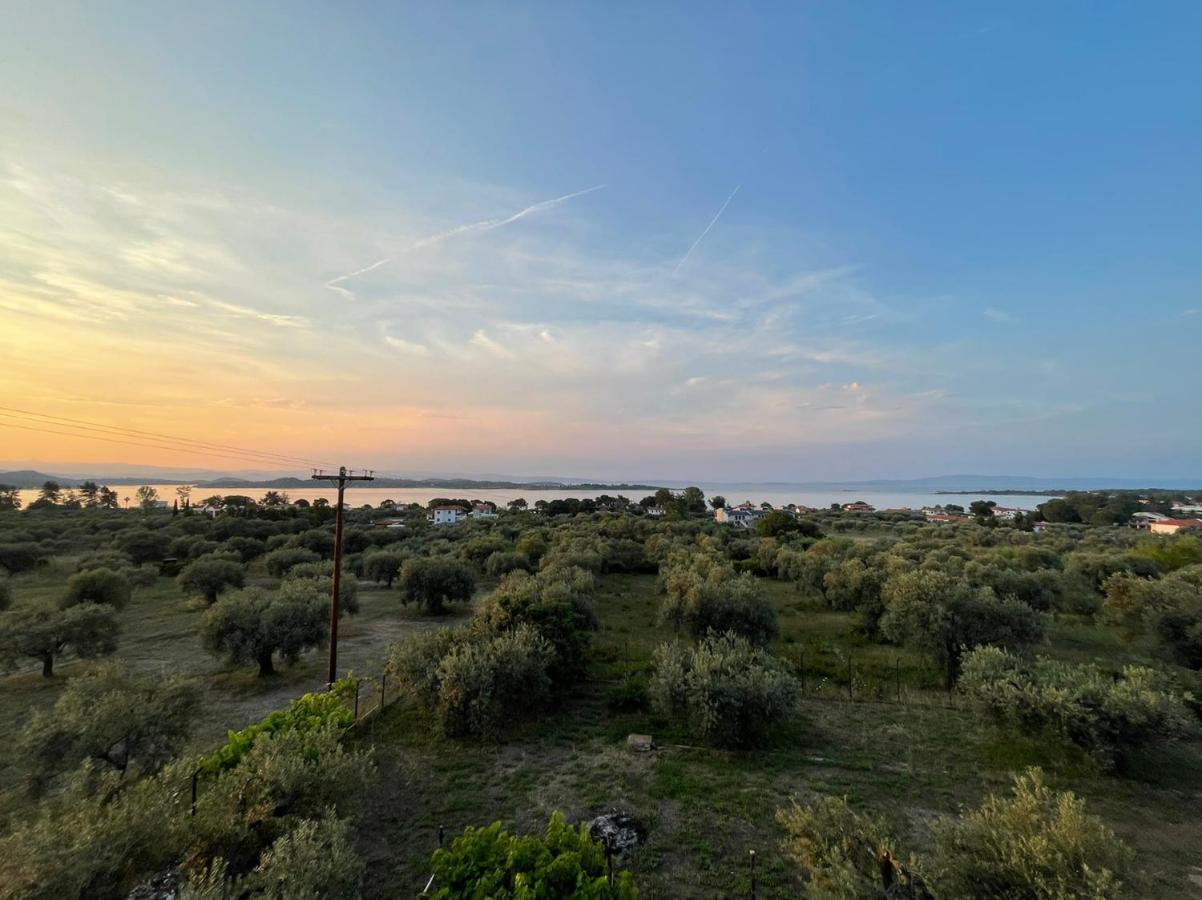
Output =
[
  {"x1": 470, "y1": 502, "x2": 498, "y2": 519},
  {"x1": 428, "y1": 505, "x2": 468, "y2": 526},
  {"x1": 1149, "y1": 518, "x2": 1202, "y2": 536},
  {"x1": 990, "y1": 506, "x2": 1025, "y2": 520},
  {"x1": 1129, "y1": 511, "x2": 1168, "y2": 530},
  {"x1": 714, "y1": 504, "x2": 766, "y2": 528}
]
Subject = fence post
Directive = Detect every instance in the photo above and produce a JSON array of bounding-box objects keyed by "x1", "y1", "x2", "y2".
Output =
[
  {"x1": 847, "y1": 655, "x2": 853, "y2": 700},
  {"x1": 749, "y1": 849, "x2": 757, "y2": 899},
  {"x1": 895, "y1": 657, "x2": 901, "y2": 703},
  {"x1": 438, "y1": 824, "x2": 445, "y2": 848},
  {"x1": 380, "y1": 672, "x2": 388, "y2": 711},
  {"x1": 606, "y1": 839, "x2": 614, "y2": 887},
  {"x1": 799, "y1": 650, "x2": 805, "y2": 696},
  {"x1": 353, "y1": 679, "x2": 361, "y2": 719},
  {"x1": 191, "y1": 768, "x2": 199, "y2": 817}
]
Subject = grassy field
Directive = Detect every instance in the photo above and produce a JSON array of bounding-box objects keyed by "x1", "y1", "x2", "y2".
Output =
[
  {"x1": 0, "y1": 554, "x2": 468, "y2": 818},
  {"x1": 3, "y1": 564, "x2": 1201, "y2": 897},
  {"x1": 357, "y1": 574, "x2": 1202, "y2": 899}
]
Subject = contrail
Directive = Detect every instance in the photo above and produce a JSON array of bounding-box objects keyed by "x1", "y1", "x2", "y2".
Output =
[
  {"x1": 674, "y1": 184, "x2": 741, "y2": 275},
  {"x1": 326, "y1": 184, "x2": 606, "y2": 295}
]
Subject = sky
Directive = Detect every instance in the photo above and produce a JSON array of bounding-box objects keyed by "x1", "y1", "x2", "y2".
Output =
[{"x1": 1, "y1": 2, "x2": 1200, "y2": 483}]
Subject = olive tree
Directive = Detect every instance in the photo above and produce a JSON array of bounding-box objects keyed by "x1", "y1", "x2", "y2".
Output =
[
  {"x1": 60, "y1": 567, "x2": 133, "y2": 610},
  {"x1": 0, "y1": 602, "x2": 120, "y2": 677},
  {"x1": 650, "y1": 632, "x2": 799, "y2": 748},
  {"x1": 178, "y1": 558, "x2": 246, "y2": 605},
  {"x1": 880, "y1": 570, "x2": 1044, "y2": 687},
  {"x1": 398, "y1": 556, "x2": 476, "y2": 614},
  {"x1": 18, "y1": 663, "x2": 199, "y2": 788},
  {"x1": 201, "y1": 587, "x2": 328, "y2": 676},
  {"x1": 263, "y1": 547, "x2": 321, "y2": 579},
  {"x1": 363, "y1": 550, "x2": 406, "y2": 587}
]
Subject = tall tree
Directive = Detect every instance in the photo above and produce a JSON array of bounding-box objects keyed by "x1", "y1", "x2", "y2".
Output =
[
  {"x1": 0, "y1": 484, "x2": 21, "y2": 511},
  {"x1": 135, "y1": 485, "x2": 160, "y2": 510},
  {"x1": 201, "y1": 587, "x2": 328, "y2": 676},
  {"x1": 37, "y1": 481, "x2": 61, "y2": 505},
  {"x1": 78, "y1": 481, "x2": 100, "y2": 507}
]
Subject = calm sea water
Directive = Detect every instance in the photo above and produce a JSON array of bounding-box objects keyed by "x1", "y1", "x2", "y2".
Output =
[{"x1": 15, "y1": 484, "x2": 1056, "y2": 512}]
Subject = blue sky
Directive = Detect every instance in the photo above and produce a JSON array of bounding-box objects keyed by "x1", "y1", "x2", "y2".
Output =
[{"x1": 1, "y1": 2, "x2": 1199, "y2": 481}]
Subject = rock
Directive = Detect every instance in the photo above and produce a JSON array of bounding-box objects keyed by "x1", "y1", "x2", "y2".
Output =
[
  {"x1": 626, "y1": 733, "x2": 654, "y2": 753},
  {"x1": 127, "y1": 870, "x2": 179, "y2": 900},
  {"x1": 588, "y1": 810, "x2": 647, "y2": 858}
]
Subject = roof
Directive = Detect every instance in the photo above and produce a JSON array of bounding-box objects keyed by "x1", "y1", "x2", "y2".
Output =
[{"x1": 1155, "y1": 518, "x2": 1202, "y2": 527}]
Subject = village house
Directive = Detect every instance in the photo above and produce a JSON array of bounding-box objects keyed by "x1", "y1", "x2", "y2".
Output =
[
  {"x1": 1148, "y1": 518, "x2": 1202, "y2": 536},
  {"x1": 470, "y1": 502, "x2": 498, "y2": 519},
  {"x1": 428, "y1": 505, "x2": 468, "y2": 526},
  {"x1": 1129, "y1": 511, "x2": 1169, "y2": 530},
  {"x1": 989, "y1": 506, "x2": 1024, "y2": 520},
  {"x1": 714, "y1": 503, "x2": 766, "y2": 528},
  {"x1": 841, "y1": 501, "x2": 875, "y2": 512}
]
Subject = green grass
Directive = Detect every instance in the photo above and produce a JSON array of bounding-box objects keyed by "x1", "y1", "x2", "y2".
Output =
[
  {"x1": 355, "y1": 572, "x2": 1202, "y2": 899},
  {"x1": 4, "y1": 563, "x2": 1201, "y2": 897}
]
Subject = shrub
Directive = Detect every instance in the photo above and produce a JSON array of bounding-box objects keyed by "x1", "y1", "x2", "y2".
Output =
[
  {"x1": 660, "y1": 555, "x2": 779, "y2": 647},
  {"x1": 0, "y1": 542, "x2": 44, "y2": 574},
  {"x1": 188, "y1": 726, "x2": 373, "y2": 878},
  {"x1": 476, "y1": 566, "x2": 598, "y2": 681},
  {"x1": 243, "y1": 814, "x2": 365, "y2": 899},
  {"x1": 606, "y1": 675, "x2": 650, "y2": 713},
  {"x1": 928, "y1": 768, "x2": 1132, "y2": 898},
  {"x1": 219, "y1": 536, "x2": 267, "y2": 563},
  {"x1": 74, "y1": 550, "x2": 133, "y2": 573},
  {"x1": 484, "y1": 549, "x2": 532, "y2": 577},
  {"x1": 428, "y1": 812, "x2": 636, "y2": 898},
  {"x1": 0, "y1": 765, "x2": 177, "y2": 900},
  {"x1": 115, "y1": 530, "x2": 170, "y2": 565},
  {"x1": 19, "y1": 663, "x2": 199, "y2": 790},
  {"x1": 778, "y1": 794, "x2": 909, "y2": 899},
  {"x1": 263, "y1": 546, "x2": 321, "y2": 578},
  {"x1": 363, "y1": 549, "x2": 406, "y2": 587},
  {"x1": 199, "y1": 677, "x2": 358, "y2": 775},
  {"x1": 200, "y1": 587, "x2": 328, "y2": 676},
  {"x1": 398, "y1": 556, "x2": 476, "y2": 613},
  {"x1": 178, "y1": 557, "x2": 245, "y2": 604},
  {"x1": 60, "y1": 567, "x2": 132, "y2": 610},
  {"x1": 959, "y1": 646, "x2": 1197, "y2": 769},
  {"x1": 435, "y1": 625, "x2": 554, "y2": 738},
  {"x1": 1105, "y1": 566, "x2": 1202, "y2": 668},
  {"x1": 650, "y1": 632, "x2": 799, "y2": 748}
]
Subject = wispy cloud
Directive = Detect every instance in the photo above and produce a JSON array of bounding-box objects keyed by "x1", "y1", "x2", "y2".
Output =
[
  {"x1": 674, "y1": 184, "x2": 740, "y2": 274},
  {"x1": 1181, "y1": 308, "x2": 1199, "y2": 318},
  {"x1": 983, "y1": 306, "x2": 1013, "y2": 323},
  {"x1": 325, "y1": 184, "x2": 606, "y2": 297}
]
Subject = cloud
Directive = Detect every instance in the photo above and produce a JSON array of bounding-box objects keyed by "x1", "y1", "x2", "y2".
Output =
[
  {"x1": 1181, "y1": 308, "x2": 1199, "y2": 318},
  {"x1": 674, "y1": 184, "x2": 740, "y2": 274},
  {"x1": 325, "y1": 184, "x2": 606, "y2": 297},
  {"x1": 983, "y1": 306, "x2": 1014, "y2": 323},
  {"x1": 383, "y1": 334, "x2": 431, "y2": 356}
]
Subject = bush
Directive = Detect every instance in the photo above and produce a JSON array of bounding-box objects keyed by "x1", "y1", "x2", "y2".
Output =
[
  {"x1": 778, "y1": 794, "x2": 910, "y2": 899},
  {"x1": 220, "y1": 536, "x2": 267, "y2": 563},
  {"x1": 959, "y1": 646, "x2": 1197, "y2": 769},
  {"x1": 0, "y1": 542, "x2": 44, "y2": 574},
  {"x1": 484, "y1": 549, "x2": 532, "y2": 577},
  {"x1": 178, "y1": 557, "x2": 245, "y2": 604},
  {"x1": 1105, "y1": 566, "x2": 1202, "y2": 668},
  {"x1": 660, "y1": 555, "x2": 779, "y2": 647},
  {"x1": 777, "y1": 768, "x2": 1131, "y2": 900},
  {"x1": 650, "y1": 632, "x2": 799, "y2": 748},
  {"x1": 242, "y1": 814, "x2": 365, "y2": 899},
  {"x1": 263, "y1": 546, "x2": 321, "y2": 579},
  {"x1": 398, "y1": 556, "x2": 476, "y2": 613},
  {"x1": 199, "y1": 677, "x2": 358, "y2": 775},
  {"x1": 436, "y1": 625, "x2": 554, "y2": 738},
  {"x1": 928, "y1": 768, "x2": 1132, "y2": 898},
  {"x1": 363, "y1": 549, "x2": 406, "y2": 587},
  {"x1": 188, "y1": 726, "x2": 373, "y2": 879},
  {"x1": 19, "y1": 663, "x2": 199, "y2": 790},
  {"x1": 428, "y1": 812, "x2": 636, "y2": 898},
  {"x1": 0, "y1": 765, "x2": 177, "y2": 900},
  {"x1": 115, "y1": 530, "x2": 170, "y2": 565},
  {"x1": 60, "y1": 567, "x2": 132, "y2": 610},
  {"x1": 475, "y1": 566, "x2": 598, "y2": 681},
  {"x1": 605, "y1": 675, "x2": 650, "y2": 713}
]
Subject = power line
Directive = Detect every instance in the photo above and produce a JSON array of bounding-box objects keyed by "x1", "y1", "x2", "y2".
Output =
[
  {"x1": 0, "y1": 404, "x2": 339, "y2": 469},
  {"x1": 0, "y1": 419, "x2": 331, "y2": 472}
]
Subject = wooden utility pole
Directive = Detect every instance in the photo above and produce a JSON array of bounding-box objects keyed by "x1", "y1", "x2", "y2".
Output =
[{"x1": 311, "y1": 466, "x2": 374, "y2": 684}]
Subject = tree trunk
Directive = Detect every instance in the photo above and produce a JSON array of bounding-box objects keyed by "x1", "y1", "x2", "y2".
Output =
[
  {"x1": 41, "y1": 654, "x2": 54, "y2": 678},
  {"x1": 257, "y1": 652, "x2": 276, "y2": 676}
]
